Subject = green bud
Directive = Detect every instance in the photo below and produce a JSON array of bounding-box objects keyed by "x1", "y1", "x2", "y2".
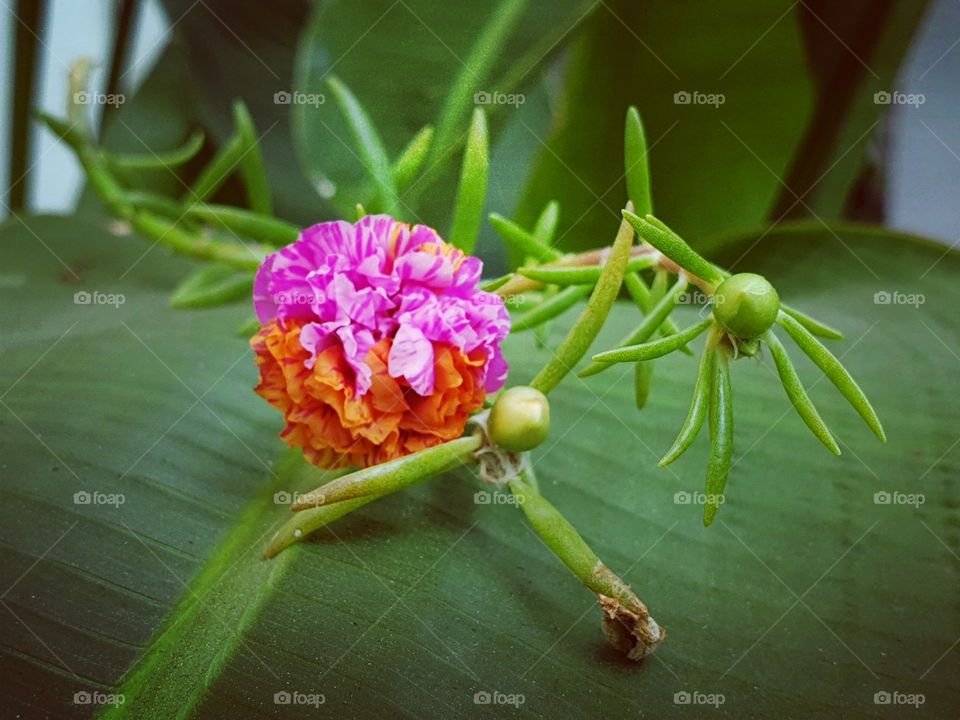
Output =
[
  {"x1": 489, "y1": 386, "x2": 550, "y2": 453},
  {"x1": 711, "y1": 273, "x2": 780, "y2": 339}
]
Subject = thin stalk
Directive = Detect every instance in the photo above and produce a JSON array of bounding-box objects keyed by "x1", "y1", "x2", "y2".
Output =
[
  {"x1": 579, "y1": 276, "x2": 687, "y2": 378},
  {"x1": 530, "y1": 210, "x2": 636, "y2": 394},
  {"x1": 508, "y1": 468, "x2": 663, "y2": 658}
]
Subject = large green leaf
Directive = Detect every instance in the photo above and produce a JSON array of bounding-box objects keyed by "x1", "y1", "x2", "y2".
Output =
[
  {"x1": 514, "y1": 0, "x2": 927, "y2": 251},
  {"x1": 292, "y1": 0, "x2": 596, "y2": 227},
  {"x1": 1, "y1": 215, "x2": 957, "y2": 717}
]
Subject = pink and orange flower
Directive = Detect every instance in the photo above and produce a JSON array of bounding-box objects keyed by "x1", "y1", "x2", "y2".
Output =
[{"x1": 251, "y1": 215, "x2": 510, "y2": 469}]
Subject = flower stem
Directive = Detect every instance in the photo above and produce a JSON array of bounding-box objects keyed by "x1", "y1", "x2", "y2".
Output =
[
  {"x1": 530, "y1": 207, "x2": 637, "y2": 394},
  {"x1": 508, "y1": 467, "x2": 664, "y2": 659}
]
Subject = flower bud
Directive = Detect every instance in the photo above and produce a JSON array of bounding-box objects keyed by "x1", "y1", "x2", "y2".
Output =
[
  {"x1": 711, "y1": 273, "x2": 780, "y2": 339},
  {"x1": 489, "y1": 386, "x2": 550, "y2": 453}
]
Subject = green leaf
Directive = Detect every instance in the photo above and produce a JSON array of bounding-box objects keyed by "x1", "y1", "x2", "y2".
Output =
[
  {"x1": 659, "y1": 340, "x2": 717, "y2": 467},
  {"x1": 293, "y1": 0, "x2": 598, "y2": 218},
  {"x1": 592, "y1": 317, "x2": 712, "y2": 364},
  {"x1": 777, "y1": 311, "x2": 886, "y2": 442},
  {"x1": 780, "y1": 302, "x2": 844, "y2": 340},
  {"x1": 633, "y1": 359, "x2": 654, "y2": 410},
  {"x1": 448, "y1": 109, "x2": 489, "y2": 253},
  {"x1": 764, "y1": 328, "x2": 840, "y2": 455},
  {"x1": 518, "y1": 255, "x2": 655, "y2": 286},
  {"x1": 231, "y1": 101, "x2": 274, "y2": 216},
  {"x1": 327, "y1": 76, "x2": 400, "y2": 217},
  {"x1": 704, "y1": 350, "x2": 733, "y2": 526},
  {"x1": 624, "y1": 106, "x2": 653, "y2": 215},
  {"x1": 169, "y1": 264, "x2": 255, "y2": 309},
  {"x1": 187, "y1": 132, "x2": 245, "y2": 204},
  {"x1": 488, "y1": 213, "x2": 561, "y2": 264},
  {"x1": 511, "y1": 285, "x2": 591, "y2": 332},
  {"x1": 623, "y1": 211, "x2": 725, "y2": 286},
  {"x1": 185, "y1": 204, "x2": 300, "y2": 247},
  {"x1": 105, "y1": 129, "x2": 205, "y2": 172},
  {"x1": 392, "y1": 124, "x2": 434, "y2": 194},
  {"x1": 512, "y1": 0, "x2": 924, "y2": 252},
  {"x1": 4, "y1": 215, "x2": 959, "y2": 716},
  {"x1": 530, "y1": 214, "x2": 635, "y2": 394},
  {"x1": 579, "y1": 275, "x2": 687, "y2": 377}
]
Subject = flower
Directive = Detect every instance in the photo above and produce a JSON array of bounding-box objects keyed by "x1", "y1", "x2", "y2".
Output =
[{"x1": 251, "y1": 215, "x2": 510, "y2": 469}]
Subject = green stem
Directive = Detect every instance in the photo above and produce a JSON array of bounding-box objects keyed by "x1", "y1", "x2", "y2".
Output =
[
  {"x1": 518, "y1": 255, "x2": 655, "y2": 286},
  {"x1": 530, "y1": 212, "x2": 636, "y2": 394},
  {"x1": 263, "y1": 495, "x2": 380, "y2": 559},
  {"x1": 511, "y1": 285, "x2": 592, "y2": 332},
  {"x1": 579, "y1": 276, "x2": 687, "y2": 378},
  {"x1": 507, "y1": 468, "x2": 663, "y2": 658}
]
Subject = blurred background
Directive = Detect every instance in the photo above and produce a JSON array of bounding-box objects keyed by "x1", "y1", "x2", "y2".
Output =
[{"x1": 1, "y1": 0, "x2": 958, "y2": 248}]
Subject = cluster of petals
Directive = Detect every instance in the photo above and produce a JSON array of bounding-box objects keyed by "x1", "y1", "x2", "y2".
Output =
[{"x1": 251, "y1": 215, "x2": 510, "y2": 468}]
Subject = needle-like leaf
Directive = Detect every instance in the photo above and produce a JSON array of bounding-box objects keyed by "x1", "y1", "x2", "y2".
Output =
[
  {"x1": 328, "y1": 76, "x2": 399, "y2": 216},
  {"x1": 533, "y1": 200, "x2": 561, "y2": 245},
  {"x1": 449, "y1": 108, "x2": 489, "y2": 253},
  {"x1": 623, "y1": 211, "x2": 725, "y2": 287},
  {"x1": 291, "y1": 435, "x2": 482, "y2": 510},
  {"x1": 186, "y1": 132, "x2": 244, "y2": 204},
  {"x1": 764, "y1": 329, "x2": 840, "y2": 455},
  {"x1": 660, "y1": 340, "x2": 716, "y2": 467},
  {"x1": 579, "y1": 276, "x2": 687, "y2": 377},
  {"x1": 530, "y1": 212, "x2": 636, "y2": 394},
  {"x1": 777, "y1": 311, "x2": 885, "y2": 442},
  {"x1": 106, "y1": 130, "x2": 205, "y2": 172},
  {"x1": 518, "y1": 255, "x2": 655, "y2": 286},
  {"x1": 232, "y1": 101, "x2": 273, "y2": 215},
  {"x1": 704, "y1": 350, "x2": 733, "y2": 527},
  {"x1": 624, "y1": 106, "x2": 653, "y2": 216},
  {"x1": 185, "y1": 203, "x2": 299, "y2": 247},
  {"x1": 489, "y1": 213, "x2": 561, "y2": 263},
  {"x1": 592, "y1": 317, "x2": 712, "y2": 364},
  {"x1": 170, "y1": 264, "x2": 254, "y2": 310},
  {"x1": 634, "y1": 360, "x2": 655, "y2": 409},
  {"x1": 392, "y1": 124, "x2": 433, "y2": 193},
  {"x1": 780, "y1": 303, "x2": 844, "y2": 340},
  {"x1": 512, "y1": 285, "x2": 592, "y2": 332}
]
